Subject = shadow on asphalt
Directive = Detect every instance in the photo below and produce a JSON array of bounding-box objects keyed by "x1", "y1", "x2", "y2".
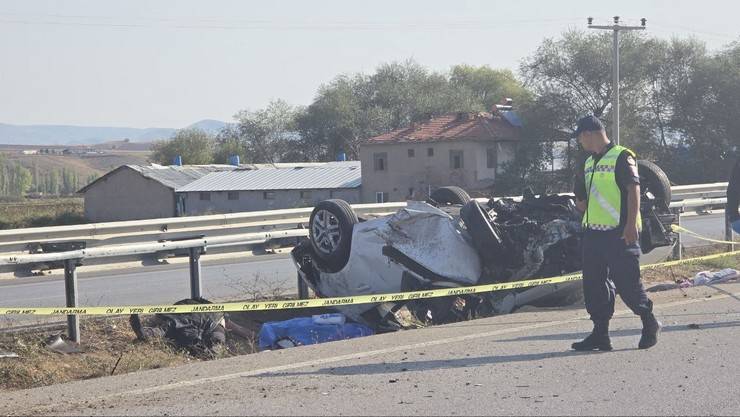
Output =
[
  {"x1": 256, "y1": 349, "x2": 631, "y2": 377},
  {"x1": 496, "y1": 320, "x2": 740, "y2": 343}
]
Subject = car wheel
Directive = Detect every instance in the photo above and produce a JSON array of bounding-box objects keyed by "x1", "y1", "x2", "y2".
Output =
[
  {"x1": 460, "y1": 200, "x2": 508, "y2": 265},
  {"x1": 309, "y1": 199, "x2": 358, "y2": 272},
  {"x1": 638, "y1": 160, "x2": 671, "y2": 211},
  {"x1": 429, "y1": 186, "x2": 471, "y2": 205}
]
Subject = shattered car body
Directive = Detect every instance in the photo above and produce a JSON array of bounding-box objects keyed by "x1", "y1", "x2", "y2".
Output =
[{"x1": 292, "y1": 162, "x2": 677, "y2": 330}]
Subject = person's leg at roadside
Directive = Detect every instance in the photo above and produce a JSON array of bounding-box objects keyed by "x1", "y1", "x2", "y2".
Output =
[
  {"x1": 573, "y1": 231, "x2": 615, "y2": 351},
  {"x1": 606, "y1": 237, "x2": 661, "y2": 349}
]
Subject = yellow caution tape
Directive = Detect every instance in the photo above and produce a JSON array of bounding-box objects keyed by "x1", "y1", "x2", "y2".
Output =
[
  {"x1": 1, "y1": 250, "x2": 738, "y2": 316},
  {"x1": 672, "y1": 224, "x2": 738, "y2": 245}
]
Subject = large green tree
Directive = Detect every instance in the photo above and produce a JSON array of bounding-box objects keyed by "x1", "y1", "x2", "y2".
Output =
[
  {"x1": 220, "y1": 99, "x2": 304, "y2": 164},
  {"x1": 150, "y1": 128, "x2": 215, "y2": 165},
  {"x1": 297, "y1": 60, "x2": 527, "y2": 160}
]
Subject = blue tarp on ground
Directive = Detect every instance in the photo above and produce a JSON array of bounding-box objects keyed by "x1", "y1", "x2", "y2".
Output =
[{"x1": 258, "y1": 317, "x2": 374, "y2": 350}]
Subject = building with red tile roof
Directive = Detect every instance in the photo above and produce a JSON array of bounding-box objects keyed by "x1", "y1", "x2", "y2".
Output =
[{"x1": 360, "y1": 105, "x2": 523, "y2": 202}]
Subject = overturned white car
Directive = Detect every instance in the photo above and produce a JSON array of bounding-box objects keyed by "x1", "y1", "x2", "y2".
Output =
[{"x1": 292, "y1": 161, "x2": 676, "y2": 330}]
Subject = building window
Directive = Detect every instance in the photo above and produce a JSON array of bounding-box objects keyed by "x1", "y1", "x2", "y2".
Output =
[
  {"x1": 487, "y1": 146, "x2": 497, "y2": 169},
  {"x1": 376, "y1": 192, "x2": 389, "y2": 203},
  {"x1": 373, "y1": 152, "x2": 387, "y2": 171},
  {"x1": 300, "y1": 190, "x2": 312, "y2": 199},
  {"x1": 199, "y1": 192, "x2": 211, "y2": 201},
  {"x1": 227, "y1": 191, "x2": 239, "y2": 200},
  {"x1": 427, "y1": 147, "x2": 434, "y2": 157},
  {"x1": 407, "y1": 149, "x2": 415, "y2": 158},
  {"x1": 450, "y1": 150, "x2": 464, "y2": 169},
  {"x1": 263, "y1": 191, "x2": 275, "y2": 200}
]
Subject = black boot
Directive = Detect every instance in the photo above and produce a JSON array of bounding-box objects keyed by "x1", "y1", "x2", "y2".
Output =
[
  {"x1": 638, "y1": 313, "x2": 661, "y2": 349},
  {"x1": 572, "y1": 320, "x2": 612, "y2": 351}
]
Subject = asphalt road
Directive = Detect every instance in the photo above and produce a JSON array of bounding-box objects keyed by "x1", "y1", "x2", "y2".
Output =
[
  {"x1": 0, "y1": 254, "x2": 296, "y2": 327},
  {"x1": 2, "y1": 282, "x2": 738, "y2": 416},
  {"x1": 0, "y1": 213, "x2": 730, "y2": 327}
]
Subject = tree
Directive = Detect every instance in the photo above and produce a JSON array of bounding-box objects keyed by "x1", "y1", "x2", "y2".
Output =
[
  {"x1": 150, "y1": 128, "x2": 215, "y2": 165},
  {"x1": 224, "y1": 100, "x2": 304, "y2": 164},
  {"x1": 297, "y1": 60, "x2": 526, "y2": 160},
  {"x1": 449, "y1": 65, "x2": 531, "y2": 109},
  {"x1": 0, "y1": 162, "x2": 32, "y2": 197}
]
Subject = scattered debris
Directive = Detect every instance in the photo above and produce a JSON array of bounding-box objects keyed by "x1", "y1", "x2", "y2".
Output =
[
  {"x1": 129, "y1": 297, "x2": 237, "y2": 358},
  {"x1": 0, "y1": 350, "x2": 19, "y2": 359},
  {"x1": 692, "y1": 269, "x2": 738, "y2": 286},
  {"x1": 647, "y1": 269, "x2": 738, "y2": 293},
  {"x1": 45, "y1": 334, "x2": 83, "y2": 354}
]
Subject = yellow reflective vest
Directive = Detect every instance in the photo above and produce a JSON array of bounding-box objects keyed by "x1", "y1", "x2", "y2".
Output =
[{"x1": 583, "y1": 145, "x2": 641, "y2": 231}]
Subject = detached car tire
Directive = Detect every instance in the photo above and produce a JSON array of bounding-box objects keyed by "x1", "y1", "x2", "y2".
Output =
[
  {"x1": 430, "y1": 186, "x2": 471, "y2": 206},
  {"x1": 637, "y1": 160, "x2": 671, "y2": 211},
  {"x1": 309, "y1": 199, "x2": 358, "y2": 272}
]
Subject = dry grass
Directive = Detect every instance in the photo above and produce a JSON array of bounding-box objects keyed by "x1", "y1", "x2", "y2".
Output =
[
  {"x1": 642, "y1": 250, "x2": 739, "y2": 284},
  {"x1": 0, "y1": 317, "x2": 195, "y2": 390},
  {"x1": 0, "y1": 198, "x2": 85, "y2": 229}
]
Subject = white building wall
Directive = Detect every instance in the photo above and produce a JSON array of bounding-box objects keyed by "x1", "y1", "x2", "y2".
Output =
[
  {"x1": 181, "y1": 188, "x2": 361, "y2": 215},
  {"x1": 360, "y1": 140, "x2": 517, "y2": 202}
]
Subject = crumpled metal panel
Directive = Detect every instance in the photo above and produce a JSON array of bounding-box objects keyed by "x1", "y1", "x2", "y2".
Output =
[
  {"x1": 310, "y1": 202, "x2": 481, "y2": 321},
  {"x1": 379, "y1": 202, "x2": 481, "y2": 284},
  {"x1": 509, "y1": 219, "x2": 581, "y2": 281}
]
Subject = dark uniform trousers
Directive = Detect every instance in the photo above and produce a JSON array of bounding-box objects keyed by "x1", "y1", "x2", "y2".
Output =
[{"x1": 582, "y1": 229, "x2": 653, "y2": 322}]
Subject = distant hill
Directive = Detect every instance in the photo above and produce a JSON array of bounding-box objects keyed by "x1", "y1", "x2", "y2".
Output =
[
  {"x1": 0, "y1": 119, "x2": 229, "y2": 146},
  {"x1": 185, "y1": 119, "x2": 229, "y2": 135}
]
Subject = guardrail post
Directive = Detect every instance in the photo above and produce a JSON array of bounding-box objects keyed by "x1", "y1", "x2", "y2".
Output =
[
  {"x1": 189, "y1": 247, "x2": 203, "y2": 299},
  {"x1": 297, "y1": 273, "x2": 309, "y2": 299},
  {"x1": 726, "y1": 215, "x2": 736, "y2": 253},
  {"x1": 672, "y1": 209, "x2": 682, "y2": 260},
  {"x1": 63, "y1": 259, "x2": 80, "y2": 344}
]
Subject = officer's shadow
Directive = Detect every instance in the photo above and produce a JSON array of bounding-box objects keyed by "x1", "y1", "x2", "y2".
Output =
[
  {"x1": 256, "y1": 349, "x2": 616, "y2": 378},
  {"x1": 256, "y1": 320, "x2": 740, "y2": 378}
]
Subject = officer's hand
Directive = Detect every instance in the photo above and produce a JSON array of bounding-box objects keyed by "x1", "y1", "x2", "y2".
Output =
[
  {"x1": 622, "y1": 224, "x2": 639, "y2": 245},
  {"x1": 576, "y1": 199, "x2": 587, "y2": 213}
]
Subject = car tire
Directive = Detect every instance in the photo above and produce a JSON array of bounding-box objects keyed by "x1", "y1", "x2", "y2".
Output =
[
  {"x1": 638, "y1": 160, "x2": 671, "y2": 211},
  {"x1": 309, "y1": 199, "x2": 358, "y2": 272},
  {"x1": 430, "y1": 186, "x2": 471, "y2": 206},
  {"x1": 460, "y1": 200, "x2": 508, "y2": 264}
]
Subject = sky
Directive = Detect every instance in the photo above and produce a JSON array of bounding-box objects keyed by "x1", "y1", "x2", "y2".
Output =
[{"x1": 0, "y1": 0, "x2": 737, "y2": 128}]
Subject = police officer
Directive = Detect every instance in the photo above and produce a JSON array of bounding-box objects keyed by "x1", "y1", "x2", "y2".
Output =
[
  {"x1": 572, "y1": 115, "x2": 660, "y2": 351},
  {"x1": 728, "y1": 151, "x2": 740, "y2": 234}
]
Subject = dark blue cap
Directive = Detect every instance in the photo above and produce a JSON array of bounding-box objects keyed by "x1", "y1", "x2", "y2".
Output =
[{"x1": 574, "y1": 115, "x2": 605, "y2": 137}]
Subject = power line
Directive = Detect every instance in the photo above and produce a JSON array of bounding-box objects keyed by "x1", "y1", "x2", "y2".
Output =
[
  {"x1": 649, "y1": 23, "x2": 738, "y2": 41},
  {"x1": 0, "y1": 13, "x2": 583, "y2": 31}
]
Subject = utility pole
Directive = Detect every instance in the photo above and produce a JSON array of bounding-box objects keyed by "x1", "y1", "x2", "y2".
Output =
[{"x1": 588, "y1": 16, "x2": 646, "y2": 145}]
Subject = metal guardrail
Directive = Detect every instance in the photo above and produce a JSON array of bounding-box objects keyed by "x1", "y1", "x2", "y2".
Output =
[
  {"x1": 0, "y1": 184, "x2": 727, "y2": 255},
  {"x1": 671, "y1": 182, "x2": 728, "y2": 200},
  {"x1": 0, "y1": 202, "x2": 406, "y2": 255}
]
